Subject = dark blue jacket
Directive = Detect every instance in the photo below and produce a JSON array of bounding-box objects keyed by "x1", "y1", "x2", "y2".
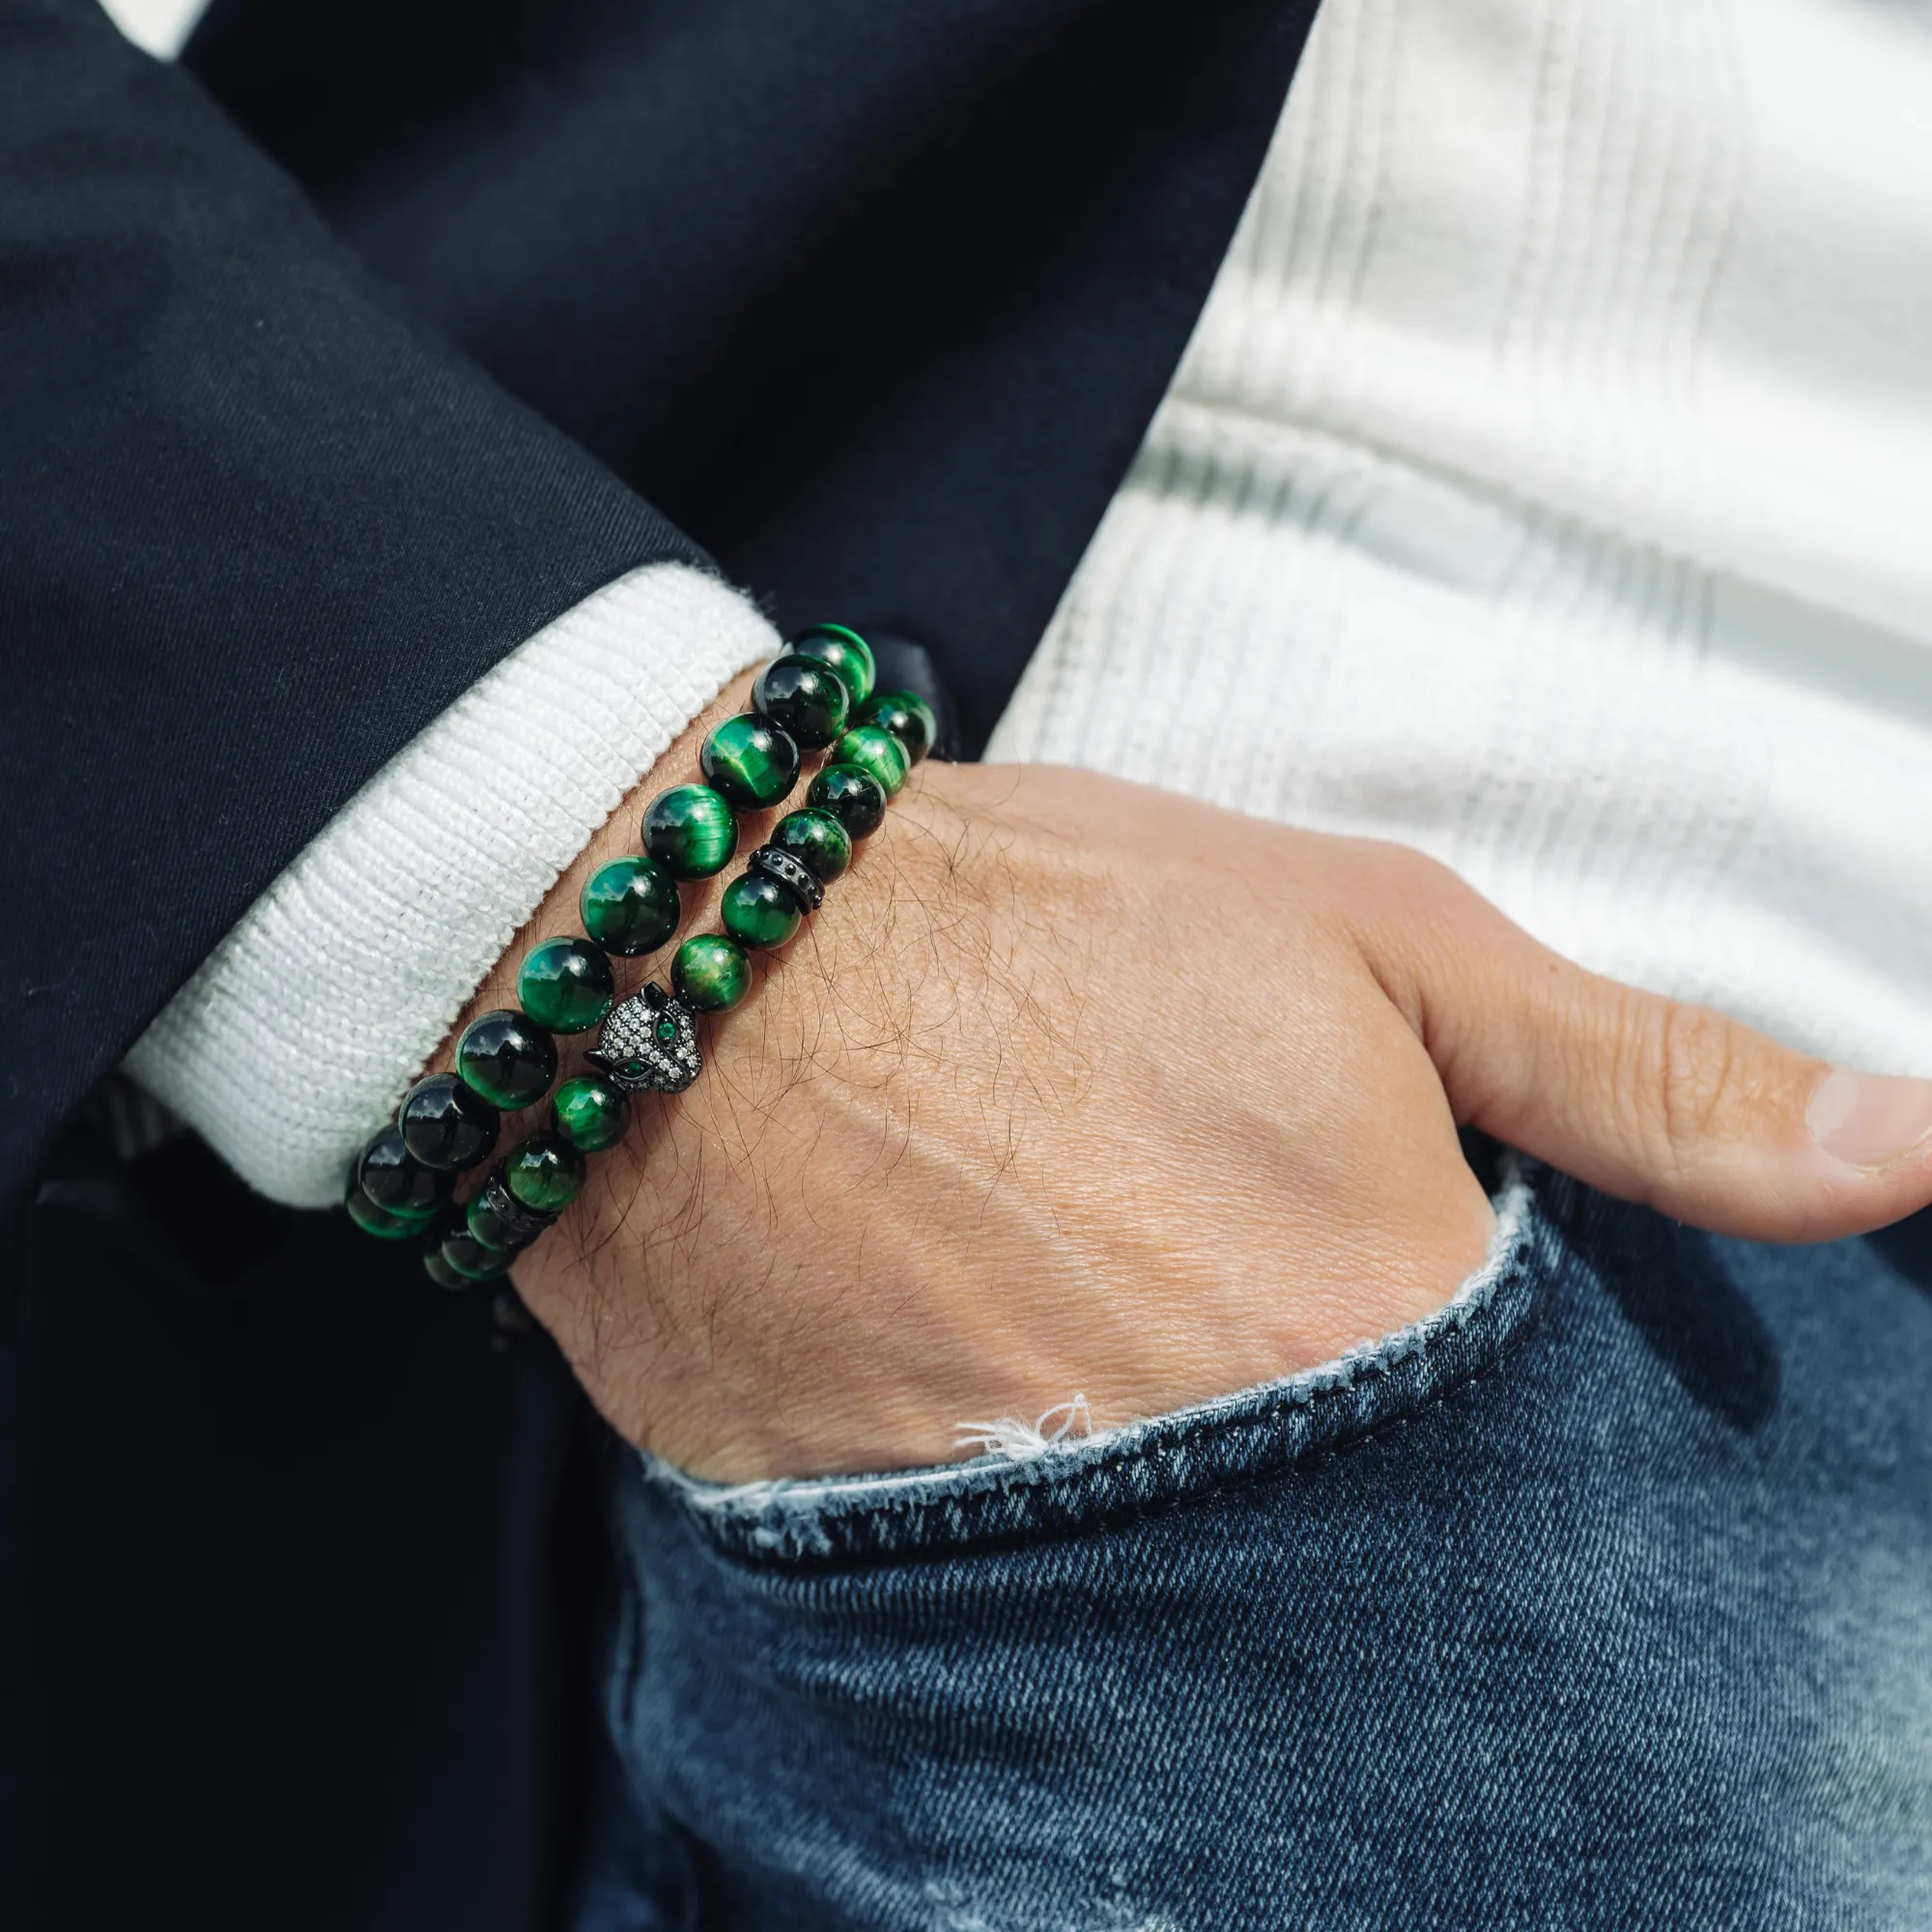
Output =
[{"x1": 0, "y1": 2, "x2": 1313, "y2": 1920}]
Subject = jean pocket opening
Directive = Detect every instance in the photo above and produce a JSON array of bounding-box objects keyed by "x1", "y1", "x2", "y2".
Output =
[{"x1": 640, "y1": 1154, "x2": 1559, "y2": 1568}]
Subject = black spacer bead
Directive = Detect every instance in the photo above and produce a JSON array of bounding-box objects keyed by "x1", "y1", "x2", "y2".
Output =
[
  {"x1": 748, "y1": 844, "x2": 824, "y2": 913},
  {"x1": 475, "y1": 1170, "x2": 555, "y2": 1249}
]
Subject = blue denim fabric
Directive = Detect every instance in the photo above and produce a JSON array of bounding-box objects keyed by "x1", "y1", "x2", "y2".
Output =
[{"x1": 575, "y1": 1161, "x2": 1932, "y2": 1929}]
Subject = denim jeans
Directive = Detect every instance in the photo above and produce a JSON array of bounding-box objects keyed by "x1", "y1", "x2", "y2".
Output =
[{"x1": 572, "y1": 1159, "x2": 1932, "y2": 1929}]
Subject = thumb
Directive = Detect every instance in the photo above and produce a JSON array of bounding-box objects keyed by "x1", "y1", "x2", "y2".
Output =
[{"x1": 1361, "y1": 853, "x2": 1932, "y2": 1242}]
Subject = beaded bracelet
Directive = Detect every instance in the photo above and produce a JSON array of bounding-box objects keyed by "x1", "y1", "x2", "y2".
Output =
[{"x1": 342, "y1": 624, "x2": 938, "y2": 1288}]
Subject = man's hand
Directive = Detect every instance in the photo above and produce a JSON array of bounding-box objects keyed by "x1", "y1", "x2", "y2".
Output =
[{"x1": 456, "y1": 674, "x2": 1932, "y2": 1481}]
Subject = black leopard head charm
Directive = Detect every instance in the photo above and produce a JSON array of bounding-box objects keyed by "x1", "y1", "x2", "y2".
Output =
[{"x1": 583, "y1": 981, "x2": 702, "y2": 1094}]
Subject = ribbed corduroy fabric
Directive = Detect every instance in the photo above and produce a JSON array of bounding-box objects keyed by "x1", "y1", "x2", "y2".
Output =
[
  {"x1": 128, "y1": 563, "x2": 776, "y2": 1206},
  {"x1": 990, "y1": 0, "x2": 1932, "y2": 1077}
]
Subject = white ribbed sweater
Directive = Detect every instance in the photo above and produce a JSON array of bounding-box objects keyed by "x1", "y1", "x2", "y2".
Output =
[
  {"x1": 132, "y1": 0, "x2": 1932, "y2": 1203},
  {"x1": 992, "y1": 0, "x2": 1932, "y2": 1081},
  {"x1": 128, "y1": 567, "x2": 778, "y2": 1204}
]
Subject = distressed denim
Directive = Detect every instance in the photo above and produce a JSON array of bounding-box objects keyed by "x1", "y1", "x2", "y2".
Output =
[{"x1": 573, "y1": 1160, "x2": 1932, "y2": 1929}]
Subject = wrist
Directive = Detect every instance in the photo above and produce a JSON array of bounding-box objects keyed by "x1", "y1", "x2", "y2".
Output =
[{"x1": 358, "y1": 624, "x2": 940, "y2": 1303}]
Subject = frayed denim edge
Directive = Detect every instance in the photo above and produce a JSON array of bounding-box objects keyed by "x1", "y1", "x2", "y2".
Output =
[{"x1": 642, "y1": 1155, "x2": 1556, "y2": 1565}]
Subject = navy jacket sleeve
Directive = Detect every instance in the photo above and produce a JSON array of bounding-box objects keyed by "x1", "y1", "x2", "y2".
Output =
[
  {"x1": 2, "y1": 3, "x2": 1327, "y2": 1914},
  {"x1": 0, "y1": 0, "x2": 703, "y2": 1259}
]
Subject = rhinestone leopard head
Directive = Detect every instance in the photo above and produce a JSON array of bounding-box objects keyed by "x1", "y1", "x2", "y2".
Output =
[{"x1": 584, "y1": 981, "x2": 702, "y2": 1094}]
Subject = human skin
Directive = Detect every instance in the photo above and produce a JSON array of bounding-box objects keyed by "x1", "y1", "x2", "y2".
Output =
[{"x1": 450, "y1": 671, "x2": 1932, "y2": 1481}]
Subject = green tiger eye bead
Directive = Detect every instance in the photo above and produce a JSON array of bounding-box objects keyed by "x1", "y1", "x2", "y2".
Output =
[
  {"x1": 857, "y1": 689, "x2": 938, "y2": 766},
  {"x1": 753, "y1": 654, "x2": 850, "y2": 751},
  {"x1": 456, "y1": 1009, "x2": 558, "y2": 1110},
  {"x1": 399, "y1": 1071, "x2": 499, "y2": 1173},
  {"x1": 440, "y1": 1225, "x2": 514, "y2": 1282},
  {"x1": 721, "y1": 871, "x2": 803, "y2": 951},
  {"x1": 580, "y1": 854, "x2": 681, "y2": 957},
  {"x1": 788, "y1": 623, "x2": 877, "y2": 710},
  {"x1": 552, "y1": 1071, "x2": 630, "y2": 1152},
  {"x1": 422, "y1": 1245, "x2": 469, "y2": 1291},
  {"x1": 517, "y1": 936, "x2": 614, "y2": 1035},
  {"x1": 829, "y1": 724, "x2": 909, "y2": 798},
  {"x1": 770, "y1": 807, "x2": 852, "y2": 884},
  {"x1": 642, "y1": 783, "x2": 738, "y2": 880},
  {"x1": 699, "y1": 713, "x2": 801, "y2": 811},
  {"x1": 671, "y1": 932, "x2": 752, "y2": 1012},
  {"x1": 345, "y1": 1179, "x2": 425, "y2": 1240},
  {"x1": 807, "y1": 763, "x2": 888, "y2": 839},
  {"x1": 703, "y1": 715, "x2": 800, "y2": 811},
  {"x1": 503, "y1": 1131, "x2": 586, "y2": 1214},
  {"x1": 357, "y1": 1124, "x2": 452, "y2": 1217}
]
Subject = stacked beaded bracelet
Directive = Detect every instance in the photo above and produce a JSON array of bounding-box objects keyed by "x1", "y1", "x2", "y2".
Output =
[{"x1": 343, "y1": 624, "x2": 938, "y2": 1288}]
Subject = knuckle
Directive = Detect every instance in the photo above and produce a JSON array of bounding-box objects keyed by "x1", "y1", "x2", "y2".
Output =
[
  {"x1": 1354, "y1": 841, "x2": 1484, "y2": 966},
  {"x1": 1381, "y1": 842, "x2": 1466, "y2": 908},
  {"x1": 1644, "y1": 999, "x2": 1742, "y2": 1162}
]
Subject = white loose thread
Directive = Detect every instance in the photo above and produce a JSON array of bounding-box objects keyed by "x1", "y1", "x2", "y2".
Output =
[{"x1": 953, "y1": 1396, "x2": 1094, "y2": 1463}]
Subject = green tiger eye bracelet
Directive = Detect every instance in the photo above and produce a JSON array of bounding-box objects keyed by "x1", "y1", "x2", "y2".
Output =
[{"x1": 344, "y1": 624, "x2": 932, "y2": 1289}]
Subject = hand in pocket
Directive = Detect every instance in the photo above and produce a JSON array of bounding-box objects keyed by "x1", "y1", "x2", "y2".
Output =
[{"x1": 502, "y1": 754, "x2": 1932, "y2": 1481}]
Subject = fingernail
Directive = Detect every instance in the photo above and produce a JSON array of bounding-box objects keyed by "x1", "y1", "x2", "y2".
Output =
[{"x1": 1806, "y1": 1068, "x2": 1932, "y2": 1170}]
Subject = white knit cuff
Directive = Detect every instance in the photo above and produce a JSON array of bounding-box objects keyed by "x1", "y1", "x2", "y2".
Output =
[{"x1": 126, "y1": 561, "x2": 780, "y2": 1207}]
